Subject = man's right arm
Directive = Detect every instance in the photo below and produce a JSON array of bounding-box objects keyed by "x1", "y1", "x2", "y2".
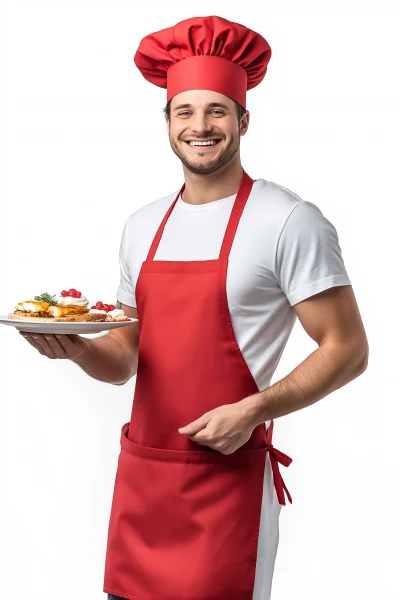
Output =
[
  {"x1": 19, "y1": 302, "x2": 139, "y2": 386},
  {"x1": 72, "y1": 303, "x2": 139, "y2": 385}
]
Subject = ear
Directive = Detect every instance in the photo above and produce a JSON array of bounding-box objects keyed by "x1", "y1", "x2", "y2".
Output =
[{"x1": 240, "y1": 111, "x2": 250, "y2": 136}]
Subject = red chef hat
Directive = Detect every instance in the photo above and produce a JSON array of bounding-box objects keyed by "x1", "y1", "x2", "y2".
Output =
[{"x1": 133, "y1": 15, "x2": 271, "y2": 109}]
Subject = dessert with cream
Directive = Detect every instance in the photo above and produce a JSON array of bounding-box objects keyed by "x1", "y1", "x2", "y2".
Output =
[
  {"x1": 87, "y1": 300, "x2": 128, "y2": 321},
  {"x1": 9, "y1": 289, "x2": 130, "y2": 323}
]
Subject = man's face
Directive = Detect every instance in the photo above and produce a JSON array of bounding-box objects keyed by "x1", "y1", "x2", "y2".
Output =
[{"x1": 166, "y1": 90, "x2": 249, "y2": 175}]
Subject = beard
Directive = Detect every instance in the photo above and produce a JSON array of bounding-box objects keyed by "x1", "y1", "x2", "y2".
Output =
[{"x1": 168, "y1": 132, "x2": 240, "y2": 175}]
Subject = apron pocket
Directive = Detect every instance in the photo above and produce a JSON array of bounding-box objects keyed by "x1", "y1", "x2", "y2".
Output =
[{"x1": 104, "y1": 421, "x2": 269, "y2": 600}]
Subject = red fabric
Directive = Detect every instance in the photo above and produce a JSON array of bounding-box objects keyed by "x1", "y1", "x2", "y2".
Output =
[
  {"x1": 134, "y1": 15, "x2": 272, "y2": 108},
  {"x1": 103, "y1": 171, "x2": 292, "y2": 600}
]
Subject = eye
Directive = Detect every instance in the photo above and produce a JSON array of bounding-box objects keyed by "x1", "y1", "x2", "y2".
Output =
[{"x1": 177, "y1": 110, "x2": 225, "y2": 116}]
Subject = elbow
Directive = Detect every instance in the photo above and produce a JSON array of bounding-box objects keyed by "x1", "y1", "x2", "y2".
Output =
[
  {"x1": 353, "y1": 342, "x2": 369, "y2": 376},
  {"x1": 112, "y1": 376, "x2": 130, "y2": 386},
  {"x1": 111, "y1": 368, "x2": 137, "y2": 386},
  {"x1": 359, "y1": 354, "x2": 369, "y2": 375}
]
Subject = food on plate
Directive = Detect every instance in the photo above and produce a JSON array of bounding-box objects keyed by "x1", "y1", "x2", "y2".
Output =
[
  {"x1": 8, "y1": 289, "x2": 131, "y2": 323},
  {"x1": 15, "y1": 300, "x2": 51, "y2": 315},
  {"x1": 88, "y1": 300, "x2": 128, "y2": 321},
  {"x1": 8, "y1": 312, "x2": 111, "y2": 323},
  {"x1": 47, "y1": 305, "x2": 88, "y2": 317},
  {"x1": 90, "y1": 301, "x2": 116, "y2": 312}
]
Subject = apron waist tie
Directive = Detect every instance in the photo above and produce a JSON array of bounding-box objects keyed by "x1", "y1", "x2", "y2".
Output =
[{"x1": 266, "y1": 443, "x2": 293, "y2": 506}]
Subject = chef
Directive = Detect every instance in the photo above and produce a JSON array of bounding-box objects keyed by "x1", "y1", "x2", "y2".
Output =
[{"x1": 20, "y1": 14, "x2": 369, "y2": 600}]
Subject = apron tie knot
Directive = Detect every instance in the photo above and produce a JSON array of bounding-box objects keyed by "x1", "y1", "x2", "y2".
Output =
[{"x1": 266, "y1": 443, "x2": 293, "y2": 506}]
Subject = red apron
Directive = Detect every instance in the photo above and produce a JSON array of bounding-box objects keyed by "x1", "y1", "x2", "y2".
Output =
[{"x1": 103, "y1": 170, "x2": 292, "y2": 600}]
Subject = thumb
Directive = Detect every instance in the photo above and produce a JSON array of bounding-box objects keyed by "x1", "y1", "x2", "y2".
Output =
[{"x1": 178, "y1": 413, "x2": 211, "y2": 435}]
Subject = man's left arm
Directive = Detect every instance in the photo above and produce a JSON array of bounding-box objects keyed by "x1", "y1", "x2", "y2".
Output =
[
  {"x1": 242, "y1": 284, "x2": 369, "y2": 427},
  {"x1": 178, "y1": 201, "x2": 369, "y2": 452}
]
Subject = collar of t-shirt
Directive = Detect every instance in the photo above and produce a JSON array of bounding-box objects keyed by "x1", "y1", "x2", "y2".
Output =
[
  {"x1": 177, "y1": 193, "x2": 235, "y2": 212},
  {"x1": 177, "y1": 179, "x2": 262, "y2": 212}
]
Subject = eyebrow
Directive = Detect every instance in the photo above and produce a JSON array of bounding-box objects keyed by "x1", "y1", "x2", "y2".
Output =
[{"x1": 173, "y1": 102, "x2": 231, "y2": 111}]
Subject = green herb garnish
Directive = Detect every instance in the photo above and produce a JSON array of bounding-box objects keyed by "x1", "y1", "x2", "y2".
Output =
[{"x1": 34, "y1": 292, "x2": 58, "y2": 305}]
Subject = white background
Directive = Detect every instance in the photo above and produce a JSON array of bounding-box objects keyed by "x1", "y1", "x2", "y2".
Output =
[{"x1": 1, "y1": 1, "x2": 399, "y2": 599}]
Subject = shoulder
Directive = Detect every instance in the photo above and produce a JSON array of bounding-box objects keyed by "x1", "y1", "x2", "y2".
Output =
[
  {"x1": 248, "y1": 178, "x2": 303, "y2": 225},
  {"x1": 243, "y1": 178, "x2": 304, "y2": 244},
  {"x1": 250, "y1": 178, "x2": 330, "y2": 234},
  {"x1": 252, "y1": 177, "x2": 302, "y2": 202}
]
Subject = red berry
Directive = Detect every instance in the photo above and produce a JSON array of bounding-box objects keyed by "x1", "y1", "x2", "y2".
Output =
[
  {"x1": 76, "y1": 291, "x2": 81, "y2": 298},
  {"x1": 68, "y1": 288, "x2": 77, "y2": 295},
  {"x1": 108, "y1": 305, "x2": 116, "y2": 311},
  {"x1": 91, "y1": 305, "x2": 96, "y2": 309},
  {"x1": 96, "y1": 301, "x2": 103, "y2": 309},
  {"x1": 70, "y1": 290, "x2": 77, "y2": 298},
  {"x1": 61, "y1": 290, "x2": 68, "y2": 297}
]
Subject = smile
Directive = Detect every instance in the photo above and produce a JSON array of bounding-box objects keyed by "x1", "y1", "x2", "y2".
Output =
[{"x1": 185, "y1": 140, "x2": 222, "y2": 149}]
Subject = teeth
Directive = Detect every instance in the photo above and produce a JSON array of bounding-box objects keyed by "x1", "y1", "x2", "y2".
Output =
[{"x1": 189, "y1": 140, "x2": 218, "y2": 146}]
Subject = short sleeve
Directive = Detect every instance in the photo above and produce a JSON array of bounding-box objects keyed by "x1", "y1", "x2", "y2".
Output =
[
  {"x1": 116, "y1": 220, "x2": 137, "y2": 308},
  {"x1": 275, "y1": 200, "x2": 351, "y2": 306}
]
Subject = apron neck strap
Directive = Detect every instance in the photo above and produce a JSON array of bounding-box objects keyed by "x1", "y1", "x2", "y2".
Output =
[
  {"x1": 146, "y1": 186, "x2": 184, "y2": 260},
  {"x1": 218, "y1": 171, "x2": 253, "y2": 261},
  {"x1": 146, "y1": 170, "x2": 254, "y2": 261}
]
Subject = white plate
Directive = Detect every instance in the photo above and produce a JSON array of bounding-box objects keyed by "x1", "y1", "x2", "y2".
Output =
[{"x1": 0, "y1": 315, "x2": 138, "y2": 335}]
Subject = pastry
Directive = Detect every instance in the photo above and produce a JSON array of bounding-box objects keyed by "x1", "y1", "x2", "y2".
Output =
[{"x1": 9, "y1": 289, "x2": 130, "y2": 322}]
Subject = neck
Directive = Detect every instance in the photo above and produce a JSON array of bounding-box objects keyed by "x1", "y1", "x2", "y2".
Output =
[{"x1": 181, "y1": 158, "x2": 247, "y2": 205}]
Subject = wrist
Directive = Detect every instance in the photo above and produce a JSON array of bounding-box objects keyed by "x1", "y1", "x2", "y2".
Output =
[
  {"x1": 240, "y1": 393, "x2": 266, "y2": 429},
  {"x1": 71, "y1": 335, "x2": 92, "y2": 364}
]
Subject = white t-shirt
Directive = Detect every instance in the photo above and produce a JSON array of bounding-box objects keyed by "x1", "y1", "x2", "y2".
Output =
[{"x1": 117, "y1": 178, "x2": 351, "y2": 391}]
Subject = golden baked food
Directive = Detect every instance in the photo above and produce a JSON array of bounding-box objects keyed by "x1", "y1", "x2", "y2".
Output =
[
  {"x1": 9, "y1": 290, "x2": 130, "y2": 323},
  {"x1": 8, "y1": 312, "x2": 107, "y2": 322}
]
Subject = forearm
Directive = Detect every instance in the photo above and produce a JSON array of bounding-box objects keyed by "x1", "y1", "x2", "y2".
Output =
[
  {"x1": 72, "y1": 333, "x2": 138, "y2": 385},
  {"x1": 242, "y1": 341, "x2": 368, "y2": 426}
]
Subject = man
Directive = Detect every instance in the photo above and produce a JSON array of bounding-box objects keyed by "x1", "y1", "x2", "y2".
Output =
[{"x1": 20, "y1": 15, "x2": 368, "y2": 600}]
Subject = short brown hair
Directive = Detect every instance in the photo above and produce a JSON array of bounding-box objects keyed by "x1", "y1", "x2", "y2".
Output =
[{"x1": 163, "y1": 99, "x2": 246, "y2": 124}]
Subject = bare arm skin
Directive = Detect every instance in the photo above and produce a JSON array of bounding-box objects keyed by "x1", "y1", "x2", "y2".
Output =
[
  {"x1": 241, "y1": 285, "x2": 369, "y2": 426},
  {"x1": 19, "y1": 302, "x2": 139, "y2": 386},
  {"x1": 71, "y1": 302, "x2": 139, "y2": 385}
]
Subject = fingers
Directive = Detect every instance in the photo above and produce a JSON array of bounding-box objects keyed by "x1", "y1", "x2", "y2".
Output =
[
  {"x1": 19, "y1": 332, "x2": 67, "y2": 359},
  {"x1": 53, "y1": 334, "x2": 81, "y2": 356},
  {"x1": 42, "y1": 334, "x2": 70, "y2": 358},
  {"x1": 19, "y1": 332, "x2": 48, "y2": 356}
]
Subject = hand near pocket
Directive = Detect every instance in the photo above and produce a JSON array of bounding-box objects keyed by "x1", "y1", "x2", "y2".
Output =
[{"x1": 178, "y1": 402, "x2": 255, "y2": 454}]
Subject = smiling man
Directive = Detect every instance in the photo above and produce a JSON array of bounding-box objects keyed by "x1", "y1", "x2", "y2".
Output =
[
  {"x1": 19, "y1": 14, "x2": 368, "y2": 600},
  {"x1": 102, "y1": 15, "x2": 367, "y2": 600},
  {"x1": 168, "y1": 95, "x2": 244, "y2": 175}
]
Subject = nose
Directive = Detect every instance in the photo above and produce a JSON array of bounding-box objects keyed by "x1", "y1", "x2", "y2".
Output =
[{"x1": 190, "y1": 110, "x2": 213, "y2": 136}]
